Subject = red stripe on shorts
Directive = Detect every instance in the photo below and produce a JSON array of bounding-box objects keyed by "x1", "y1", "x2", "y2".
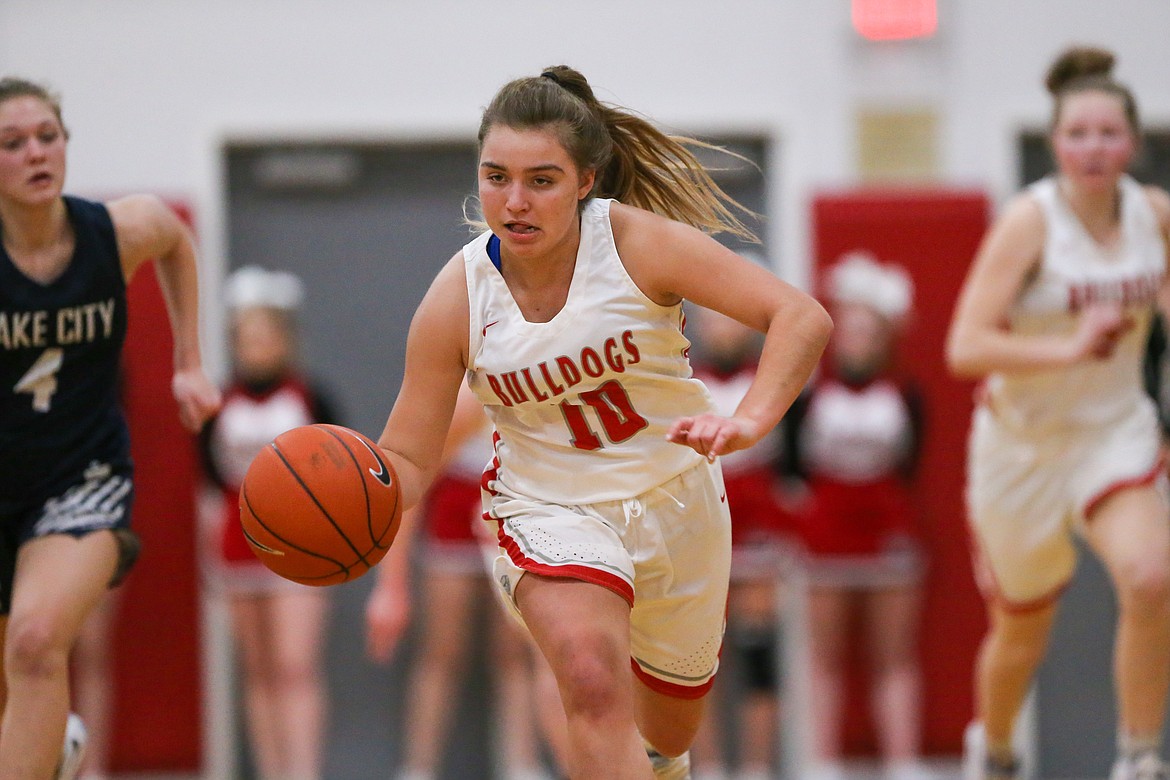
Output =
[
  {"x1": 991, "y1": 583, "x2": 1069, "y2": 614},
  {"x1": 1083, "y1": 456, "x2": 1165, "y2": 520},
  {"x1": 482, "y1": 449, "x2": 635, "y2": 606},
  {"x1": 967, "y1": 525, "x2": 1068, "y2": 614},
  {"x1": 630, "y1": 659, "x2": 714, "y2": 700},
  {"x1": 493, "y1": 518, "x2": 635, "y2": 606}
]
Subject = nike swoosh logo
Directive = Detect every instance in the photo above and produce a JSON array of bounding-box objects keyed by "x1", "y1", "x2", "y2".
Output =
[
  {"x1": 344, "y1": 430, "x2": 394, "y2": 487},
  {"x1": 482, "y1": 320, "x2": 500, "y2": 336}
]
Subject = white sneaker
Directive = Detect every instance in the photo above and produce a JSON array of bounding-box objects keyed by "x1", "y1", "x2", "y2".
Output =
[
  {"x1": 55, "y1": 713, "x2": 87, "y2": 780},
  {"x1": 646, "y1": 746, "x2": 691, "y2": 780},
  {"x1": 963, "y1": 722, "x2": 1018, "y2": 780},
  {"x1": 1111, "y1": 752, "x2": 1170, "y2": 780}
]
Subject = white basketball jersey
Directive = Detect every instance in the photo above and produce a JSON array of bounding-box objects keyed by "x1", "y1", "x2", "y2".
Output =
[
  {"x1": 983, "y1": 175, "x2": 1166, "y2": 432},
  {"x1": 464, "y1": 198, "x2": 711, "y2": 504},
  {"x1": 800, "y1": 378, "x2": 913, "y2": 483}
]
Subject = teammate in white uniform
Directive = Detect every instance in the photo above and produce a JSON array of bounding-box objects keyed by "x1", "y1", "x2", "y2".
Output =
[
  {"x1": 372, "y1": 66, "x2": 831, "y2": 780},
  {"x1": 946, "y1": 46, "x2": 1170, "y2": 780}
]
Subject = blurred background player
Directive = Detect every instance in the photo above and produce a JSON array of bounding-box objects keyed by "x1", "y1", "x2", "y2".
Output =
[
  {"x1": 200, "y1": 265, "x2": 337, "y2": 780},
  {"x1": 687, "y1": 292, "x2": 795, "y2": 780},
  {"x1": 785, "y1": 252, "x2": 927, "y2": 780},
  {"x1": 947, "y1": 45, "x2": 1170, "y2": 780},
  {"x1": 365, "y1": 384, "x2": 566, "y2": 780}
]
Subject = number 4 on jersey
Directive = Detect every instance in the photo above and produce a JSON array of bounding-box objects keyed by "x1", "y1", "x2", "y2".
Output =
[{"x1": 14, "y1": 347, "x2": 63, "y2": 412}]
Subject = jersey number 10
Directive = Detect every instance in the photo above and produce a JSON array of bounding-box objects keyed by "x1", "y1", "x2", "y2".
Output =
[{"x1": 558, "y1": 379, "x2": 648, "y2": 451}]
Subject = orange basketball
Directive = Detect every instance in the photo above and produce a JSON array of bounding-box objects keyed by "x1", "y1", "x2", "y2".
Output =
[{"x1": 239, "y1": 423, "x2": 402, "y2": 586}]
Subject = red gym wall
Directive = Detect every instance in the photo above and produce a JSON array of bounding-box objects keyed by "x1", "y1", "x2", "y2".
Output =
[
  {"x1": 110, "y1": 202, "x2": 203, "y2": 771},
  {"x1": 811, "y1": 188, "x2": 989, "y2": 755}
]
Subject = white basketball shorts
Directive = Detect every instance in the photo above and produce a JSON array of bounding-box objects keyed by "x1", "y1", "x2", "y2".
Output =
[
  {"x1": 483, "y1": 459, "x2": 732, "y2": 699},
  {"x1": 966, "y1": 403, "x2": 1165, "y2": 607}
]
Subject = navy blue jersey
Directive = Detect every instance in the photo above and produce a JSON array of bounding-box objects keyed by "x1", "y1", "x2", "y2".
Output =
[{"x1": 0, "y1": 196, "x2": 131, "y2": 509}]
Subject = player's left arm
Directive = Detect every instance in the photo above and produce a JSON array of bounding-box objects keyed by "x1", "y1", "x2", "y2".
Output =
[
  {"x1": 611, "y1": 203, "x2": 832, "y2": 460},
  {"x1": 108, "y1": 194, "x2": 221, "y2": 432}
]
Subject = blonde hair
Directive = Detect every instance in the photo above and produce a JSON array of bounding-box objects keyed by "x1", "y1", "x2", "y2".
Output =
[
  {"x1": 476, "y1": 65, "x2": 758, "y2": 242},
  {"x1": 1045, "y1": 46, "x2": 1139, "y2": 133}
]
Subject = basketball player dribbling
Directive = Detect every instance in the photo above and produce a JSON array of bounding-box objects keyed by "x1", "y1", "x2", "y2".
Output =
[
  {"x1": 0, "y1": 77, "x2": 220, "y2": 779},
  {"x1": 790, "y1": 253, "x2": 926, "y2": 780},
  {"x1": 371, "y1": 66, "x2": 832, "y2": 779},
  {"x1": 946, "y1": 46, "x2": 1170, "y2": 780}
]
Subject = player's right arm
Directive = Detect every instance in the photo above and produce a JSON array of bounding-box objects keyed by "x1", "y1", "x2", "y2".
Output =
[
  {"x1": 946, "y1": 193, "x2": 1130, "y2": 378},
  {"x1": 108, "y1": 194, "x2": 221, "y2": 431},
  {"x1": 377, "y1": 252, "x2": 470, "y2": 511}
]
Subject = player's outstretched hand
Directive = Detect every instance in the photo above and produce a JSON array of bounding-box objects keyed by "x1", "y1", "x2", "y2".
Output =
[
  {"x1": 172, "y1": 368, "x2": 222, "y2": 433},
  {"x1": 666, "y1": 413, "x2": 762, "y2": 462}
]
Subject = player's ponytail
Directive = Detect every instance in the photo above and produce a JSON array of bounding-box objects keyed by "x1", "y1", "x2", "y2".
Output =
[{"x1": 478, "y1": 65, "x2": 758, "y2": 241}]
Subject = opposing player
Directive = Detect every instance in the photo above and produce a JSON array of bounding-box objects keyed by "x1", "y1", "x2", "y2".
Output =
[
  {"x1": 946, "y1": 46, "x2": 1170, "y2": 780},
  {"x1": 371, "y1": 65, "x2": 831, "y2": 779},
  {"x1": 0, "y1": 77, "x2": 220, "y2": 778}
]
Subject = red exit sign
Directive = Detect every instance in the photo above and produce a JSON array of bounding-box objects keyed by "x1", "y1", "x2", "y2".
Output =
[{"x1": 852, "y1": 0, "x2": 937, "y2": 40}]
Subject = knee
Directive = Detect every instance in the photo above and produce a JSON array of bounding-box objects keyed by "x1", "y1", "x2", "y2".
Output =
[
  {"x1": 985, "y1": 627, "x2": 1048, "y2": 671},
  {"x1": 5, "y1": 616, "x2": 69, "y2": 680},
  {"x1": 271, "y1": 650, "x2": 322, "y2": 690},
  {"x1": 547, "y1": 635, "x2": 628, "y2": 717},
  {"x1": 1116, "y1": 561, "x2": 1170, "y2": 616}
]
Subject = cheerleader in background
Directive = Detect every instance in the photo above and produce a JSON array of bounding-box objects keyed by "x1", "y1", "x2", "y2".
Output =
[
  {"x1": 201, "y1": 266, "x2": 337, "y2": 780},
  {"x1": 688, "y1": 294, "x2": 798, "y2": 780},
  {"x1": 785, "y1": 253, "x2": 927, "y2": 780}
]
